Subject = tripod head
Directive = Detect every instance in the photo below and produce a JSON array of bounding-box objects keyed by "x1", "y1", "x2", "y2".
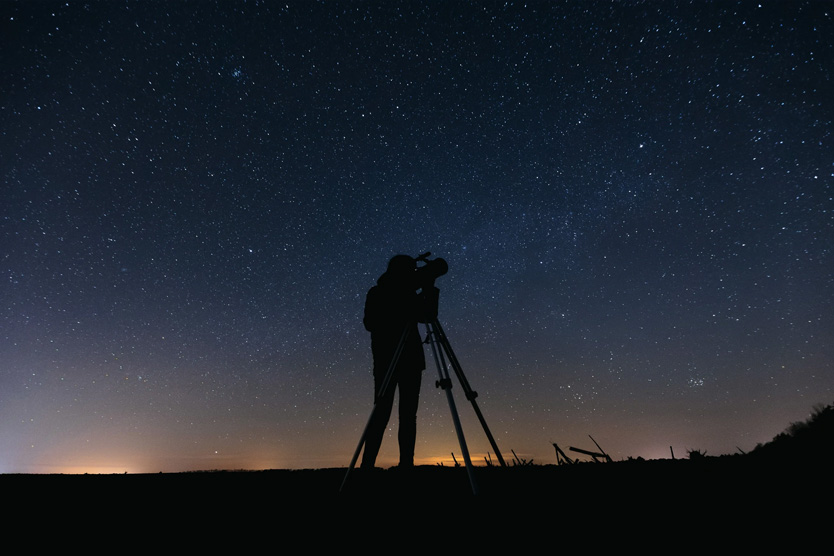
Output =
[{"x1": 414, "y1": 252, "x2": 446, "y2": 322}]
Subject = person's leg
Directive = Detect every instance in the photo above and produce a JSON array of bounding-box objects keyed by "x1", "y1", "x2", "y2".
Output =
[
  {"x1": 397, "y1": 370, "x2": 423, "y2": 467},
  {"x1": 361, "y1": 371, "x2": 396, "y2": 468}
]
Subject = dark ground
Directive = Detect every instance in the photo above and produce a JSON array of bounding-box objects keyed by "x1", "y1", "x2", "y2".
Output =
[
  {"x1": 3, "y1": 456, "x2": 827, "y2": 547},
  {"x1": 5, "y1": 456, "x2": 826, "y2": 506},
  {"x1": 7, "y1": 409, "x2": 830, "y2": 542}
]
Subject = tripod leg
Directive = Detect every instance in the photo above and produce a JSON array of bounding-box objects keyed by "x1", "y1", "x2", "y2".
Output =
[
  {"x1": 433, "y1": 319, "x2": 506, "y2": 467},
  {"x1": 425, "y1": 322, "x2": 479, "y2": 495},
  {"x1": 340, "y1": 326, "x2": 410, "y2": 492}
]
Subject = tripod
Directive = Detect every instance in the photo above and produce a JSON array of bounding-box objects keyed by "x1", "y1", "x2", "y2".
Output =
[{"x1": 341, "y1": 289, "x2": 505, "y2": 494}]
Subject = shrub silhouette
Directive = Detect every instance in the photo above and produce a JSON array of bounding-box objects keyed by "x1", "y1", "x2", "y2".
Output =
[{"x1": 751, "y1": 402, "x2": 834, "y2": 460}]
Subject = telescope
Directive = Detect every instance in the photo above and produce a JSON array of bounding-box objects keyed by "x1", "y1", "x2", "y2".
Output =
[{"x1": 414, "y1": 252, "x2": 448, "y2": 290}]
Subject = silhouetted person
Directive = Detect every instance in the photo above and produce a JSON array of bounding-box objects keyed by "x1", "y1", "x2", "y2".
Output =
[{"x1": 361, "y1": 254, "x2": 426, "y2": 469}]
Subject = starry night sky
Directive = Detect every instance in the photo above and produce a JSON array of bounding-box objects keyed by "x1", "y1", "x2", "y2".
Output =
[{"x1": 1, "y1": 1, "x2": 831, "y2": 473}]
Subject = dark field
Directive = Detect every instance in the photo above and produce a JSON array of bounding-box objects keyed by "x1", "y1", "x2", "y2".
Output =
[
  {"x1": 4, "y1": 455, "x2": 827, "y2": 547},
  {"x1": 5, "y1": 456, "x2": 824, "y2": 505}
]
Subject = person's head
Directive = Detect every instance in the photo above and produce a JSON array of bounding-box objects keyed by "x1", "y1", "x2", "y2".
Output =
[
  {"x1": 387, "y1": 254, "x2": 416, "y2": 276},
  {"x1": 384, "y1": 254, "x2": 416, "y2": 288}
]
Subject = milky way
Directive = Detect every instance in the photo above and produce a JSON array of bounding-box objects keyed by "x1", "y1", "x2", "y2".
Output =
[{"x1": 1, "y1": 1, "x2": 831, "y2": 472}]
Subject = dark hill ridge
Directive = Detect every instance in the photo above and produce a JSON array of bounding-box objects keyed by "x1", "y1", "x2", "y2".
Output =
[{"x1": 750, "y1": 402, "x2": 834, "y2": 461}]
